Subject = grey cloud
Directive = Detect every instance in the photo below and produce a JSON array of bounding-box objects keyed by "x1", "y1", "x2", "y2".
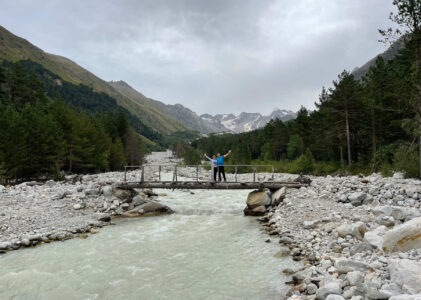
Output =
[{"x1": 0, "y1": 0, "x2": 395, "y2": 114}]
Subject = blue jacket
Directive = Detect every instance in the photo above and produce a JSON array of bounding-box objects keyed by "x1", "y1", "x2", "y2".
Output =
[{"x1": 216, "y1": 156, "x2": 224, "y2": 166}]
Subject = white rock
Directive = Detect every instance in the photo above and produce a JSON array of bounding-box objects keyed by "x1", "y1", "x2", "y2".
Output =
[
  {"x1": 405, "y1": 186, "x2": 417, "y2": 198},
  {"x1": 346, "y1": 271, "x2": 363, "y2": 286},
  {"x1": 0, "y1": 241, "x2": 12, "y2": 250},
  {"x1": 389, "y1": 295, "x2": 421, "y2": 300},
  {"x1": 384, "y1": 191, "x2": 393, "y2": 199},
  {"x1": 21, "y1": 239, "x2": 30, "y2": 246},
  {"x1": 334, "y1": 258, "x2": 370, "y2": 273},
  {"x1": 364, "y1": 232, "x2": 383, "y2": 250},
  {"x1": 271, "y1": 187, "x2": 286, "y2": 206},
  {"x1": 326, "y1": 295, "x2": 345, "y2": 300},
  {"x1": 389, "y1": 259, "x2": 421, "y2": 294},
  {"x1": 102, "y1": 185, "x2": 113, "y2": 197},
  {"x1": 373, "y1": 206, "x2": 392, "y2": 216},
  {"x1": 73, "y1": 204, "x2": 82, "y2": 210},
  {"x1": 383, "y1": 217, "x2": 421, "y2": 252},
  {"x1": 316, "y1": 281, "x2": 342, "y2": 299},
  {"x1": 348, "y1": 192, "x2": 366, "y2": 206},
  {"x1": 393, "y1": 172, "x2": 405, "y2": 179}
]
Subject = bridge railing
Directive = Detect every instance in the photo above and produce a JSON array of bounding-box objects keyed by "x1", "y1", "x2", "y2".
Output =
[{"x1": 123, "y1": 164, "x2": 275, "y2": 184}]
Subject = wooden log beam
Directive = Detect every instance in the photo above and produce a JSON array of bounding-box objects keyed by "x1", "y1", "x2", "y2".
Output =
[{"x1": 117, "y1": 181, "x2": 308, "y2": 190}]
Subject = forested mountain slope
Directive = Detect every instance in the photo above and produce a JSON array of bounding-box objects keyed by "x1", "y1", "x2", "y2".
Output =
[{"x1": 0, "y1": 25, "x2": 187, "y2": 134}]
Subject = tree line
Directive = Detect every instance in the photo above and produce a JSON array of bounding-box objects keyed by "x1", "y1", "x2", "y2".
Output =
[
  {"x1": 193, "y1": 33, "x2": 420, "y2": 177},
  {"x1": 0, "y1": 61, "x2": 144, "y2": 181}
]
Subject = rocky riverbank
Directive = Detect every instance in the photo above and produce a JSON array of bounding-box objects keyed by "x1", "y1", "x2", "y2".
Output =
[
  {"x1": 2, "y1": 151, "x2": 421, "y2": 300},
  {"x1": 0, "y1": 151, "x2": 176, "y2": 253},
  {"x1": 253, "y1": 173, "x2": 421, "y2": 300}
]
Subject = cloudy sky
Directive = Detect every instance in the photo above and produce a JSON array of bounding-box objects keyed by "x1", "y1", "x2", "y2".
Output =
[{"x1": 0, "y1": 0, "x2": 396, "y2": 115}]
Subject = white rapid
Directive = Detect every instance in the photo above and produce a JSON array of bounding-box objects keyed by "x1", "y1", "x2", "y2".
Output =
[{"x1": 0, "y1": 184, "x2": 297, "y2": 299}]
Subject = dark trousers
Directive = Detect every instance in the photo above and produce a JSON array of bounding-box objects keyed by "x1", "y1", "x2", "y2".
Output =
[
  {"x1": 218, "y1": 166, "x2": 226, "y2": 182},
  {"x1": 213, "y1": 167, "x2": 217, "y2": 181}
]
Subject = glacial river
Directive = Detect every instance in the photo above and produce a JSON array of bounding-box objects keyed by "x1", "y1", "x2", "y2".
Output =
[{"x1": 0, "y1": 187, "x2": 296, "y2": 299}]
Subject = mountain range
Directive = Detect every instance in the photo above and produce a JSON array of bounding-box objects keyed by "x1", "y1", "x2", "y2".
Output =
[
  {"x1": 200, "y1": 109, "x2": 297, "y2": 133},
  {"x1": 0, "y1": 25, "x2": 402, "y2": 137}
]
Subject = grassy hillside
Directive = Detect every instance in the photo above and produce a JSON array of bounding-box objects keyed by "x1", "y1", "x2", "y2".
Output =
[
  {"x1": 109, "y1": 80, "x2": 221, "y2": 133},
  {"x1": 0, "y1": 25, "x2": 187, "y2": 134}
]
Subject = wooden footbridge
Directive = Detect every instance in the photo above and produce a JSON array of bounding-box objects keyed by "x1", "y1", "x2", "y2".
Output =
[{"x1": 118, "y1": 164, "x2": 309, "y2": 190}]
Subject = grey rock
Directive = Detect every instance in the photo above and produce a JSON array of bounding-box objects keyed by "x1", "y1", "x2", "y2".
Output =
[
  {"x1": 113, "y1": 188, "x2": 137, "y2": 202},
  {"x1": 389, "y1": 259, "x2": 421, "y2": 294},
  {"x1": 85, "y1": 188, "x2": 99, "y2": 196},
  {"x1": 379, "y1": 283, "x2": 403, "y2": 298},
  {"x1": 350, "y1": 242, "x2": 373, "y2": 255},
  {"x1": 279, "y1": 236, "x2": 294, "y2": 245},
  {"x1": 336, "y1": 222, "x2": 367, "y2": 240},
  {"x1": 391, "y1": 206, "x2": 421, "y2": 222},
  {"x1": 346, "y1": 271, "x2": 364, "y2": 286},
  {"x1": 132, "y1": 195, "x2": 149, "y2": 207},
  {"x1": 316, "y1": 281, "x2": 342, "y2": 299},
  {"x1": 373, "y1": 206, "x2": 393, "y2": 217},
  {"x1": 307, "y1": 283, "x2": 318, "y2": 295},
  {"x1": 405, "y1": 186, "x2": 417, "y2": 198},
  {"x1": 101, "y1": 185, "x2": 113, "y2": 197},
  {"x1": 348, "y1": 192, "x2": 366, "y2": 206},
  {"x1": 123, "y1": 201, "x2": 174, "y2": 217},
  {"x1": 335, "y1": 258, "x2": 370, "y2": 273}
]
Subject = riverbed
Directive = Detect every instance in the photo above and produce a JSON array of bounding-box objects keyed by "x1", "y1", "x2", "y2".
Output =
[{"x1": 0, "y1": 187, "x2": 297, "y2": 300}]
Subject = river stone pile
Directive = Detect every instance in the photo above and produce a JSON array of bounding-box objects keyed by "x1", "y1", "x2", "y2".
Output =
[{"x1": 257, "y1": 173, "x2": 421, "y2": 300}]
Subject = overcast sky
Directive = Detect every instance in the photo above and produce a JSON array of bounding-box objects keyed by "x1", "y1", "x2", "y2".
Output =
[{"x1": 0, "y1": 0, "x2": 396, "y2": 115}]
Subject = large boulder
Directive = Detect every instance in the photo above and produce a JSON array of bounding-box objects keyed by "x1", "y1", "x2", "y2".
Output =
[
  {"x1": 246, "y1": 190, "x2": 271, "y2": 209},
  {"x1": 271, "y1": 187, "x2": 287, "y2": 206},
  {"x1": 122, "y1": 201, "x2": 174, "y2": 217},
  {"x1": 389, "y1": 259, "x2": 421, "y2": 294},
  {"x1": 382, "y1": 217, "x2": 421, "y2": 252}
]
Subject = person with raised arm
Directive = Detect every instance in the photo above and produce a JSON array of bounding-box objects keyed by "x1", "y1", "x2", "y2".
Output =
[
  {"x1": 216, "y1": 150, "x2": 232, "y2": 182},
  {"x1": 204, "y1": 153, "x2": 218, "y2": 182}
]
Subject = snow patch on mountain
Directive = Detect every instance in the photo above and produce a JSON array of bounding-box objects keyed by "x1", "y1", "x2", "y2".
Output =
[{"x1": 200, "y1": 108, "x2": 297, "y2": 133}]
